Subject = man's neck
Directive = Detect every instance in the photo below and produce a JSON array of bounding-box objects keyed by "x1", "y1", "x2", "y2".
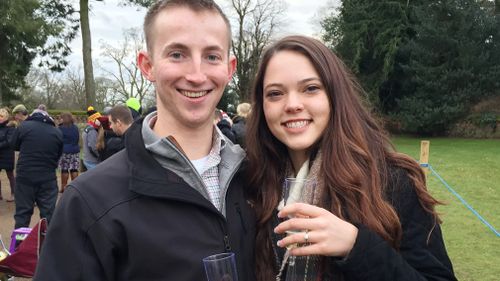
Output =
[{"x1": 152, "y1": 116, "x2": 214, "y2": 160}]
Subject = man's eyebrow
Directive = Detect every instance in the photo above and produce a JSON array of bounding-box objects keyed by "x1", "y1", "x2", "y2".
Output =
[
  {"x1": 204, "y1": 45, "x2": 224, "y2": 52},
  {"x1": 161, "y1": 42, "x2": 189, "y2": 53}
]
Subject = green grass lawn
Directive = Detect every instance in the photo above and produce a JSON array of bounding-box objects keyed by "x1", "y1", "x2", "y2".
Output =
[{"x1": 393, "y1": 137, "x2": 500, "y2": 281}]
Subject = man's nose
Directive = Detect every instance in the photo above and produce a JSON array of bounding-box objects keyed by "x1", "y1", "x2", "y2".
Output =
[{"x1": 185, "y1": 58, "x2": 207, "y2": 84}]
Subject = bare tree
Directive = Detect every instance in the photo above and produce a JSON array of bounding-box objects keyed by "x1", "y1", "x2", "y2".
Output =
[
  {"x1": 64, "y1": 67, "x2": 87, "y2": 108},
  {"x1": 98, "y1": 28, "x2": 154, "y2": 107},
  {"x1": 21, "y1": 68, "x2": 65, "y2": 109},
  {"x1": 228, "y1": 0, "x2": 285, "y2": 102},
  {"x1": 94, "y1": 76, "x2": 118, "y2": 109},
  {"x1": 78, "y1": 1, "x2": 152, "y2": 109}
]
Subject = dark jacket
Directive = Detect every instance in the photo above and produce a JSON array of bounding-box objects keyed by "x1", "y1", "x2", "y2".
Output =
[
  {"x1": 97, "y1": 129, "x2": 124, "y2": 162},
  {"x1": 59, "y1": 124, "x2": 80, "y2": 154},
  {"x1": 10, "y1": 113, "x2": 63, "y2": 181},
  {"x1": 0, "y1": 120, "x2": 15, "y2": 170},
  {"x1": 232, "y1": 116, "x2": 246, "y2": 148},
  {"x1": 34, "y1": 121, "x2": 256, "y2": 281},
  {"x1": 217, "y1": 119, "x2": 236, "y2": 143},
  {"x1": 272, "y1": 168, "x2": 457, "y2": 281}
]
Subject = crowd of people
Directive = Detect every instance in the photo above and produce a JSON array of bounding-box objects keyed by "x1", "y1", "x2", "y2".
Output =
[
  {"x1": 214, "y1": 102, "x2": 251, "y2": 147},
  {"x1": 2, "y1": 0, "x2": 458, "y2": 280},
  {"x1": 0, "y1": 102, "x2": 136, "y2": 230}
]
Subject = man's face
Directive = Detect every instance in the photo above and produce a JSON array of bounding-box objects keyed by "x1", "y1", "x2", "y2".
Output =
[
  {"x1": 109, "y1": 117, "x2": 123, "y2": 136},
  {"x1": 138, "y1": 7, "x2": 236, "y2": 131}
]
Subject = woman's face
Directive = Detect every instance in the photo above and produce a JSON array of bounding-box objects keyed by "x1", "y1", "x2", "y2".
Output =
[
  {"x1": 61, "y1": 115, "x2": 71, "y2": 124},
  {"x1": 263, "y1": 50, "x2": 331, "y2": 161},
  {"x1": 0, "y1": 113, "x2": 8, "y2": 123}
]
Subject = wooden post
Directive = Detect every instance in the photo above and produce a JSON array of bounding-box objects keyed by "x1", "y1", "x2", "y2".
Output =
[{"x1": 419, "y1": 140, "x2": 430, "y2": 175}]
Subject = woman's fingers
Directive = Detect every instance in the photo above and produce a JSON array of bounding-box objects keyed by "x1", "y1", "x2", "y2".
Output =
[
  {"x1": 274, "y1": 206, "x2": 359, "y2": 257},
  {"x1": 274, "y1": 217, "x2": 322, "y2": 234},
  {"x1": 288, "y1": 243, "x2": 325, "y2": 257},
  {"x1": 278, "y1": 231, "x2": 316, "y2": 247},
  {"x1": 278, "y1": 203, "x2": 326, "y2": 219}
]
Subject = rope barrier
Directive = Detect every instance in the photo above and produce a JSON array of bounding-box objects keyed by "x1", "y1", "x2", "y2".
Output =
[{"x1": 427, "y1": 164, "x2": 500, "y2": 237}]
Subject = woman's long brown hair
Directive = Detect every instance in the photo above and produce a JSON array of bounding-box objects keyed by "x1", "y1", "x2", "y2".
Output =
[{"x1": 246, "y1": 36, "x2": 442, "y2": 280}]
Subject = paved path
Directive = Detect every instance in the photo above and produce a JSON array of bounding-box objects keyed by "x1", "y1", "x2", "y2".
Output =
[{"x1": 0, "y1": 171, "x2": 66, "y2": 281}]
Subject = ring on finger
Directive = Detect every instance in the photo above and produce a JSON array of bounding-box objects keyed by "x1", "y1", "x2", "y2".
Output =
[{"x1": 304, "y1": 230, "x2": 309, "y2": 243}]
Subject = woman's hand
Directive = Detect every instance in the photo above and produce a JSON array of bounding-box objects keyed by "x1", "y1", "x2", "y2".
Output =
[{"x1": 274, "y1": 203, "x2": 358, "y2": 258}]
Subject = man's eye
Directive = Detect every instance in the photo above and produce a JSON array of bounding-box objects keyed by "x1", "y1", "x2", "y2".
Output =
[
  {"x1": 207, "y1": 54, "x2": 221, "y2": 61},
  {"x1": 170, "y1": 52, "x2": 183, "y2": 59}
]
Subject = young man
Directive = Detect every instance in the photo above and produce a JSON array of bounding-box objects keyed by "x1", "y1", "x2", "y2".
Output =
[
  {"x1": 34, "y1": 1, "x2": 255, "y2": 281},
  {"x1": 108, "y1": 104, "x2": 133, "y2": 136}
]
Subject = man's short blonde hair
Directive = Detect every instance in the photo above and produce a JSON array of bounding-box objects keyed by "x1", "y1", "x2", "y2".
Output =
[{"x1": 236, "y1": 103, "x2": 251, "y2": 118}]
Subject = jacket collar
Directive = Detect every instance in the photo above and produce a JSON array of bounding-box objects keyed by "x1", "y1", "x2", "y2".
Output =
[
  {"x1": 26, "y1": 112, "x2": 55, "y2": 126},
  {"x1": 124, "y1": 118, "x2": 232, "y2": 215}
]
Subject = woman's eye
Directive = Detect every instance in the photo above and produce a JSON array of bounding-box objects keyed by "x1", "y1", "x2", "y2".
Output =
[
  {"x1": 305, "y1": 85, "x2": 320, "y2": 92},
  {"x1": 265, "y1": 91, "x2": 282, "y2": 98}
]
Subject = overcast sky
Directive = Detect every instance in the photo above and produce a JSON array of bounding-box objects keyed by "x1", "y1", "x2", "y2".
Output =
[{"x1": 65, "y1": 0, "x2": 340, "y2": 73}]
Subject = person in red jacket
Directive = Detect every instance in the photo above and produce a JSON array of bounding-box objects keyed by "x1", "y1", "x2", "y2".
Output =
[{"x1": 246, "y1": 35, "x2": 457, "y2": 280}]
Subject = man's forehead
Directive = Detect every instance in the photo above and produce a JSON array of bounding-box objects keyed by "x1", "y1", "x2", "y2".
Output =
[{"x1": 151, "y1": 7, "x2": 231, "y2": 47}]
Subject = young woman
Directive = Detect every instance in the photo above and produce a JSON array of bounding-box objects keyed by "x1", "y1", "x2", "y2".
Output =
[
  {"x1": 0, "y1": 107, "x2": 16, "y2": 201},
  {"x1": 246, "y1": 35, "x2": 457, "y2": 280},
  {"x1": 95, "y1": 116, "x2": 124, "y2": 162},
  {"x1": 58, "y1": 112, "x2": 80, "y2": 192}
]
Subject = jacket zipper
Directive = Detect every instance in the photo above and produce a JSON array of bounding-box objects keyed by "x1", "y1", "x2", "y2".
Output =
[
  {"x1": 165, "y1": 136, "x2": 240, "y2": 253},
  {"x1": 219, "y1": 219, "x2": 232, "y2": 251},
  {"x1": 234, "y1": 203, "x2": 247, "y2": 233}
]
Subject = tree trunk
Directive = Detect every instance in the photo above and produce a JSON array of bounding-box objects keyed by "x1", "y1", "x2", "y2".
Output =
[{"x1": 80, "y1": 0, "x2": 96, "y2": 109}]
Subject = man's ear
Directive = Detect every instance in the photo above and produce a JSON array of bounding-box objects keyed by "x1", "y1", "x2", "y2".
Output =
[
  {"x1": 137, "y1": 51, "x2": 156, "y2": 82},
  {"x1": 227, "y1": 55, "x2": 237, "y2": 81}
]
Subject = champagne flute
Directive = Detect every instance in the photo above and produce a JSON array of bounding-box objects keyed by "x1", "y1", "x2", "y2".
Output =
[
  {"x1": 282, "y1": 178, "x2": 316, "y2": 258},
  {"x1": 203, "y1": 252, "x2": 238, "y2": 281}
]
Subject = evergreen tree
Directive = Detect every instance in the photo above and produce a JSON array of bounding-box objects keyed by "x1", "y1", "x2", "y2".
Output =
[
  {"x1": 396, "y1": 0, "x2": 500, "y2": 134},
  {"x1": 0, "y1": 0, "x2": 77, "y2": 104},
  {"x1": 321, "y1": 0, "x2": 500, "y2": 135},
  {"x1": 321, "y1": 0, "x2": 414, "y2": 107}
]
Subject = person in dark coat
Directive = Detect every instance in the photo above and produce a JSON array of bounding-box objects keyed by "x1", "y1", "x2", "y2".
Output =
[
  {"x1": 109, "y1": 104, "x2": 133, "y2": 137},
  {"x1": 0, "y1": 107, "x2": 16, "y2": 202},
  {"x1": 95, "y1": 116, "x2": 124, "y2": 162},
  {"x1": 215, "y1": 109, "x2": 236, "y2": 143},
  {"x1": 231, "y1": 102, "x2": 251, "y2": 148},
  {"x1": 34, "y1": 1, "x2": 256, "y2": 280},
  {"x1": 246, "y1": 36, "x2": 456, "y2": 280},
  {"x1": 10, "y1": 110, "x2": 63, "y2": 228},
  {"x1": 58, "y1": 112, "x2": 80, "y2": 193}
]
